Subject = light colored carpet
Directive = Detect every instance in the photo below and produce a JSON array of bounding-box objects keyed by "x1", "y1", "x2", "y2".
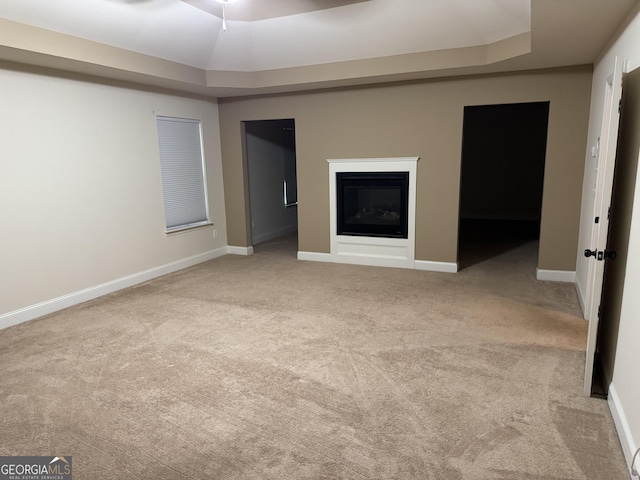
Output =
[{"x1": 0, "y1": 233, "x2": 629, "y2": 479}]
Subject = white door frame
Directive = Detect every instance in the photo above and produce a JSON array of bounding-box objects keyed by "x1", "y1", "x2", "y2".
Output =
[{"x1": 583, "y1": 57, "x2": 624, "y2": 395}]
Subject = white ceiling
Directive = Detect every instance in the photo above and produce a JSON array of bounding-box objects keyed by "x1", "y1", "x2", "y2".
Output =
[
  {"x1": 215, "y1": 0, "x2": 530, "y2": 72},
  {"x1": 0, "y1": 0, "x2": 530, "y2": 70},
  {"x1": 0, "y1": 0, "x2": 637, "y2": 97}
]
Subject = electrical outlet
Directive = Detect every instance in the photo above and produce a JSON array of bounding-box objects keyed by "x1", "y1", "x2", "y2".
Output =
[{"x1": 212, "y1": 229, "x2": 218, "y2": 239}]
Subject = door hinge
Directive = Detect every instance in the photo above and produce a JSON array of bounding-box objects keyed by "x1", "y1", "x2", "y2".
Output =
[
  {"x1": 608, "y1": 207, "x2": 611, "y2": 220},
  {"x1": 619, "y1": 99, "x2": 622, "y2": 113},
  {"x1": 598, "y1": 306, "x2": 601, "y2": 319},
  {"x1": 595, "y1": 216, "x2": 600, "y2": 224}
]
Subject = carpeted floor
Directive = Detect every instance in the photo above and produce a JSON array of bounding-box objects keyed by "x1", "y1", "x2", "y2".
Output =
[{"x1": 0, "y1": 233, "x2": 629, "y2": 479}]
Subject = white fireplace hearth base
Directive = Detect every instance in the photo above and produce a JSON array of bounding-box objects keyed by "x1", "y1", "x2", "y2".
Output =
[
  {"x1": 297, "y1": 251, "x2": 459, "y2": 273},
  {"x1": 331, "y1": 235, "x2": 414, "y2": 269}
]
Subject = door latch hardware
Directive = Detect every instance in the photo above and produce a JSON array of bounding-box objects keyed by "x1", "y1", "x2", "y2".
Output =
[
  {"x1": 604, "y1": 250, "x2": 617, "y2": 260},
  {"x1": 584, "y1": 249, "x2": 598, "y2": 258}
]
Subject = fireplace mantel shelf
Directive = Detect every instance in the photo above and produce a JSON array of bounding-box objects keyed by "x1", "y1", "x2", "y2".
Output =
[{"x1": 327, "y1": 157, "x2": 420, "y2": 164}]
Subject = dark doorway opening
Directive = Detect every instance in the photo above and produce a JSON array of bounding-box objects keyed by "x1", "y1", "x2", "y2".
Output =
[
  {"x1": 243, "y1": 119, "x2": 298, "y2": 251},
  {"x1": 458, "y1": 102, "x2": 550, "y2": 270}
]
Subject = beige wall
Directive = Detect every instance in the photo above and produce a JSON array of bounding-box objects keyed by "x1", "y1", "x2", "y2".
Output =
[
  {"x1": 0, "y1": 63, "x2": 227, "y2": 317},
  {"x1": 220, "y1": 66, "x2": 592, "y2": 270}
]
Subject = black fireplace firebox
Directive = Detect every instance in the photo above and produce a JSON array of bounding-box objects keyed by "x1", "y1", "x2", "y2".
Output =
[{"x1": 336, "y1": 171, "x2": 409, "y2": 238}]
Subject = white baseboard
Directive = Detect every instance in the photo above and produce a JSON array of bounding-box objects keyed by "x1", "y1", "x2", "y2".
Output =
[
  {"x1": 536, "y1": 269, "x2": 576, "y2": 283},
  {"x1": 297, "y1": 251, "x2": 331, "y2": 262},
  {"x1": 415, "y1": 260, "x2": 459, "y2": 273},
  {"x1": 608, "y1": 383, "x2": 638, "y2": 479},
  {"x1": 227, "y1": 245, "x2": 254, "y2": 255},
  {"x1": 0, "y1": 247, "x2": 228, "y2": 331}
]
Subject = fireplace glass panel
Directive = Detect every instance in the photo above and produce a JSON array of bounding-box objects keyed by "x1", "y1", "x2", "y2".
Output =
[{"x1": 336, "y1": 172, "x2": 409, "y2": 238}]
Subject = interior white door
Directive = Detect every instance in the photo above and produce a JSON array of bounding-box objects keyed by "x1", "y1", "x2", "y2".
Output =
[{"x1": 583, "y1": 57, "x2": 624, "y2": 396}]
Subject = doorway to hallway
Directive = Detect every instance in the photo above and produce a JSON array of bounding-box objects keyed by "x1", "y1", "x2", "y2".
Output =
[
  {"x1": 243, "y1": 119, "x2": 298, "y2": 248},
  {"x1": 458, "y1": 102, "x2": 550, "y2": 271}
]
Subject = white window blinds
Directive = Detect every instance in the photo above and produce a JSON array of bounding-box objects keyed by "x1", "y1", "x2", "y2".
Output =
[{"x1": 156, "y1": 116, "x2": 209, "y2": 232}]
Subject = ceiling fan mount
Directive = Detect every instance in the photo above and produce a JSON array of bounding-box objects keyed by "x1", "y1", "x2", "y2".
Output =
[{"x1": 216, "y1": 0, "x2": 240, "y2": 30}]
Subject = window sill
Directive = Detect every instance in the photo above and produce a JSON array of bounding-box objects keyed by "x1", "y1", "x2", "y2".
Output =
[{"x1": 165, "y1": 222, "x2": 213, "y2": 236}]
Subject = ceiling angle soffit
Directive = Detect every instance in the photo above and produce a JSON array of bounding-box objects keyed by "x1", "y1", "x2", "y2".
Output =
[{"x1": 0, "y1": 15, "x2": 531, "y2": 98}]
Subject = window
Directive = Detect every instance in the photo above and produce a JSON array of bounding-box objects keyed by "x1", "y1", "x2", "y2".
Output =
[{"x1": 156, "y1": 116, "x2": 210, "y2": 233}]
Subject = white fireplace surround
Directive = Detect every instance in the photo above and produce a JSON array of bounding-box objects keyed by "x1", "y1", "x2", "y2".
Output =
[
  {"x1": 298, "y1": 156, "x2": 458, "y2": 272},
  {"x1": 327, "y1": 157, "x2": 418, "y2": 269}
]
